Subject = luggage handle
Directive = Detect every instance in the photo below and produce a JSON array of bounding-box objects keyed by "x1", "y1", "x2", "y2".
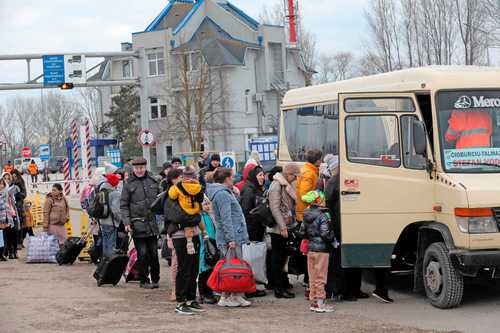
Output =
[{"x1": 225, "y1": 247, "x2": 238, "y2": 260}]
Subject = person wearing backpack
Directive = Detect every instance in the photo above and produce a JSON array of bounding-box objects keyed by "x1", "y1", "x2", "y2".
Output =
[
  {"x1": 120, "y1": 157, "x2": 160, "y2": 289},
  {"x1": 97, "y1": 173, "x2": 122, "y2": 258},
  {"x1": 268, "y1": 163, "x2": 300, "y2": 299}
]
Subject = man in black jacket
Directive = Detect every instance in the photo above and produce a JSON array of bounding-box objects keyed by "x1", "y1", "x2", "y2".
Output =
[{"x1": 121, "y1": 157, "x2": 160, "y2": 289}]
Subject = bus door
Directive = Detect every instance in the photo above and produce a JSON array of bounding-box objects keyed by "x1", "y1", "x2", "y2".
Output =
[{"x1": 338, "y1": 92, "x2": 434, "y2": 268}]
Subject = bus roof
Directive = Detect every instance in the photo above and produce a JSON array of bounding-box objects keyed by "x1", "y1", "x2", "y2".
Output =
[{"x1": 282, "y1": 66, "x2": 500, "y2": 110}]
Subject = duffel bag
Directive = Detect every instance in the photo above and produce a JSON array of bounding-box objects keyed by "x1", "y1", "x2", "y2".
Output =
[
  {"x1": 26, "y1": 233, "x2": 60, "y2": 263},
  {"x1": 208, "y1": 248, "x2": 256, "y2": 294}
]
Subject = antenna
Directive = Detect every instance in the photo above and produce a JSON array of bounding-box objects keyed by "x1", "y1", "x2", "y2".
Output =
[{"x1": 283, "y1": 0, "x2": 299, "y2": 47}]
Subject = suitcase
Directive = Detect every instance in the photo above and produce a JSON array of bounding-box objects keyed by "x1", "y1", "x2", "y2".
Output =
[
  {"x1": 56, "y1": 237, "x2": 87, "y2": 265},
  {"x1": 93, "y1": 250, "x2": 129, "y2": 286},
  {"x1": 124, "y1": 248, "x2": 143, "y2": 283},
  {"x1": 56, "y1": 225, "x2": 94, "y2": 265}
]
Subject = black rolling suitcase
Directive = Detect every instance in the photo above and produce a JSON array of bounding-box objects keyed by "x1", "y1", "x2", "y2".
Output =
[
  {"x1": 56, "y1": 227, "x2": 94, "y2": 265},
  {"x1": 93, "y1": 250, "x2": 129, "y2": 286}
]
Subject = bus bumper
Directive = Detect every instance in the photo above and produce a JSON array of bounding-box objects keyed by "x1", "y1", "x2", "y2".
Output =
[{"x1": 451, "y1": 250, "x2": 500, "y2": 278}]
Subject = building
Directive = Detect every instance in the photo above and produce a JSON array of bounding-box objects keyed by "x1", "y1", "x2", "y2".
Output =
[{"x1": 97, "y1": 0, "x2": 311, "y2": 168}]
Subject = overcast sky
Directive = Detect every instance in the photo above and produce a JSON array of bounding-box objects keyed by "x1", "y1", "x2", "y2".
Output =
[{"x1": 0, "y1": 0, "x2": 369, "y2": 102}]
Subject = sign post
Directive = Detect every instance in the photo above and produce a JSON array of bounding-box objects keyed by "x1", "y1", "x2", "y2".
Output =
[
  {"x1": 43, "y1": 55, "x2": 65, "y2": 86},
  {"x1": 138, "y1": 129, "x2": 155, "y2": 147},
  {"x1": 220, "y1": 152, "x2": 236, "y2": 172}
]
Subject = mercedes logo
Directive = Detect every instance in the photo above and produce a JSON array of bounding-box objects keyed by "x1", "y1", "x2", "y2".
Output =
[{"x1": 454, "y1": 96, "x2": 472, "y2": 109}]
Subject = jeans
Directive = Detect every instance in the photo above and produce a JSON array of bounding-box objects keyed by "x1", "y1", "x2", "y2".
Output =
[
  {"x1": 100, "y1": 225, "x2": 117, "y2": 259},
  {"x1": 173, "y1": 237, "x2": 200, "y2": 303},
  {"x1": 270, "y1": 233, "x2": 289, "y2": 290},
  {"x1": 133, "y1": 236, "x2": 160, "y2": 284}
]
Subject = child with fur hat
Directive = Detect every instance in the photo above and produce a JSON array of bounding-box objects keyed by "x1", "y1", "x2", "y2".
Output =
[{"x1": 299, "y1": 190, "x2": 336, "y2": 313}]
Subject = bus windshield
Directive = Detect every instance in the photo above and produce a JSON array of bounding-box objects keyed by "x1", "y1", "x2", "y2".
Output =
[{"x1": 437, "y1": 90, "x2": 500, "y2": 173}]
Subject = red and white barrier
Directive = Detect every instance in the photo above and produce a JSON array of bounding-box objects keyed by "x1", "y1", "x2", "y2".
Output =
[
  {"x1": 70, "y1": 120, "x2": 80, "y2": 194},
  {"x1": 63, "y1": 158, "x2": 71, "y2": 196},
  {"x1": 84, "y1": 118, "x2": 92, "y2": 179}
]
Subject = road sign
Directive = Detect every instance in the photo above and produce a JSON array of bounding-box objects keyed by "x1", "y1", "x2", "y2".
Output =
[
  {"x1": 138, "y1": 129, "x2": 155, "y2": 147},
  {"x1": 43, "y1": 55, "x2": 65, "y2": 86},
  {"x1": 64, "y1": 55, "x2": 86, "y2": 84},
  {"x1": 39, "y1": 144, "x2": 51, "y2": 161},
  {"x1": 21, "y1": 147, "x2": 32, "y2": 158},
  {"x1": 220, "y1": 152, "x2": 236, "y2": 171}
]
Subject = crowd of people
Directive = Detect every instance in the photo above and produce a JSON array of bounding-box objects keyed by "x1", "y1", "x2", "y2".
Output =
[{"x1": 0, "y1": 149, "x2": 393, "y2": 316}]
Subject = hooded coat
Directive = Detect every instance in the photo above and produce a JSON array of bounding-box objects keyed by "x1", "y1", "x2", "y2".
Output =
[
  {"x1": 168, "y1": 181, "x2": 203, "y2": 215},
  {"x1": 299, "y1": 205, "x2": 335, "y2": 253},
  {"x1": 240, "y1": 166, "x2": 265, "y2": 241},
  {"x1": 268, "y1": 172, "x2": 296, "y2": 234},
  {"x1": 206, "y1": 183, "x2": 248, "y2": 249},
  {"x1": 199, "y1": 155, "x2": 220, "y2": 189}
]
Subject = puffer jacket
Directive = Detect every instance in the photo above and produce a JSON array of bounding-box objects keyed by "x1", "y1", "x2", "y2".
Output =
[
  {"x1": 43, "y1": 193, "x2": 69, "y2": 230},
  {"x1": 296, "y1": 162, "x2": 320, "y2": 222},
  {"x1": 98, "y1": 181, "x2": 122, "y2": 227},
  {"x1": 168, "y1": 181, "x2": 203, "y2": 215},
  {"x1": 268, "y1": 173, "x2": 296, "y2": 234},
  {"x1": 206, "y1": 183, "x2": 249, "y2": 250},
  {"x1": 120, "y1": 172, "x2": 159, "y2": 238},
  {"x1": 299, "y1": 205, "x2": 335, "y2": 253}
]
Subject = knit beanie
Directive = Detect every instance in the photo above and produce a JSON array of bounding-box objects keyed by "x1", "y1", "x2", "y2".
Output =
[
  {"x1": 302, "y1": 190, "x2": 325, "y2": 205},
  {"x1": 106, "y1": 173, "x2": 121, "y2": 187}
]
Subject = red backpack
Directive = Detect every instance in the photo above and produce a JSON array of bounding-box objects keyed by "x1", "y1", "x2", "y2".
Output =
[{"x1": 208, "y1": 249, "x2": 256, "y2": 293}]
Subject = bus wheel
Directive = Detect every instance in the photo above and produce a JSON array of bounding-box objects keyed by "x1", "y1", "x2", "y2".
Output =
[{"x1": 423, "y1": 242, "x2": 463, "y2": 309}]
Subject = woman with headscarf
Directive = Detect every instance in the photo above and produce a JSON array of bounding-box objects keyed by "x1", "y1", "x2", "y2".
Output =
[
  {"x1": 235, "y1": 151, "x2": 261, "y2": 192},
  {"x1": 240, "y1": 166, "x2": 266, "y2": 242}
]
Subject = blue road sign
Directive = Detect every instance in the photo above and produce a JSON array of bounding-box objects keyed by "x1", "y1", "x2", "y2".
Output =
[
  {"x1": 222, "y1": 156, "x2": 235, "y2": 168},
  {"x1": 39, "y1": 144, "x2": 51, "y2": 161},
  {"x1": 43, "y1": 55, "x2": 65, "y2": 86}
]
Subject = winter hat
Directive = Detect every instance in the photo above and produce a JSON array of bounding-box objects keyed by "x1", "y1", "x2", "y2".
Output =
[
  {"x1": 210, "y1": 154, "x2": 221, "y2": 162},
  {"x1": 106, "y1": 173, "x2": 121, "y2": 187},
  {"x1": 302, "y1": 190, "x2": 325, "y2": 205},
  {"x1": 162, "y1": 162, "x2": 172, "y2": 170},
  {"x1": 324, "y1": 154, "x2": 339, "y2": 171},
  {"x1": 171, "y1": 157, "x2": 182, "y2": 165},
  {"x1": 182, "y1": 166, "x2": 197, "y2": 180}
]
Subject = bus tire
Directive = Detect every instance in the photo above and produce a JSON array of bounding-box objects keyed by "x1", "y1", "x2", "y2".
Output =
[{"x1": 423, "y1": 242, "x2": 463, "y2": 309}]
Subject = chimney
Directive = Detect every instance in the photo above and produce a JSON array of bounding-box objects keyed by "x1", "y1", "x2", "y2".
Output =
[{"x1": 287, "y1": 0, "x2": 297, "y2": 44}]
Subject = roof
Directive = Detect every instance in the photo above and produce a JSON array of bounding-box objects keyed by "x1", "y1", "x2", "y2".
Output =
[
  {"x1": 282, "y1": 66, "x2": 500, "y2": 109},
  {"x1": 143, "y1": 0, "x2": 259, "y2": 34},
  {"x1": 172, "y1": 17, "x2": 259, "y2": 66}
]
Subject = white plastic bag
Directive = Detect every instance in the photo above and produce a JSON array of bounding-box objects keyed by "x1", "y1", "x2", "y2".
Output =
[
  {"x1": 26, "y1": 233, "x2": 60, "y2": 263},
  {"x1": 242, "y1": 241, "x2": 267, "y2": 284},
  {"x1": 0, "y1": 230, "x2": 4, "y2": 248}
]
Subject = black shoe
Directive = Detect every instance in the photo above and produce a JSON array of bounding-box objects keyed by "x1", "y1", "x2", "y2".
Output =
[
  {"x1": 200, "y1": 296, "x2": 217, "y2": 305},
  {"x1": 343, "y1": 295, "x2": 358, "y2": 302},
  {"x1": 274, "y1": 289, "x2": 295, "y2": 299},
  {"x1": 0, "y1": 256, "x2": 7, "y2": 262},
  {"x1": 187, "y1": 301, "x2": 206, "y2": 312},
  {"x1": 265, "y1": 283, "x2": 275, "y2": 290},
  {"x1": 175, "y1": 303, "x2": 195, "y2": 315},
  {"x1": 13, "y1": 252, "x2": 18, "y2": 259},
  {"x1": 8, "y1": 253, "x2": 14, "y2": 260},
  {"x1": 372, "y1": 290, "x2": 394, "y2": 303},
  {"x1": 151, "y1": 282, "x2": 159, "y2": 289},
  {"x1": 246, "y1": 290, "x2": 266, "y2": 298},
  {"x1": 140, "y1": 282, "x2": 155, "y2": 289},
  {"x1": 356, "y1": 291, "x2": 370, "y2": 299},
  {"x1": 285, "y1": 283, "x2": 294, "y2": 290}
]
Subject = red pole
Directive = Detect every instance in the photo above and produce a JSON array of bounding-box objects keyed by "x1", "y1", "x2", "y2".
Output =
[
  {"x1": 63, "y1": 158, "x2": 70, "y2": 196},
  {"x1": 71, "y1": 120, "x2": 80, "y2": 194},
  {"x1": 287, "y1": 0, "x2": 297, "y2": 44}
]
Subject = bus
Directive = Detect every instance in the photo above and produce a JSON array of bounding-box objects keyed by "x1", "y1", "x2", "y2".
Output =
[{"x1": 279, "y1": 66, "x2": 500, "y2": 309}]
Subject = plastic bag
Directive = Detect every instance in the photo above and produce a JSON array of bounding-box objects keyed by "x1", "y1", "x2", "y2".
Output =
[
  {"x1": 242, "y1": 241, "x2": 268, "y2": 284},
  {"x1": 26, "y1": 233, "x2": 60, "y2": 263}
]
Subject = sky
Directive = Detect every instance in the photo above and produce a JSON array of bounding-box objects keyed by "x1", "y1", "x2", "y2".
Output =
[{"x1": 0, "y1": 0, "x2": 369, "y2": 103}]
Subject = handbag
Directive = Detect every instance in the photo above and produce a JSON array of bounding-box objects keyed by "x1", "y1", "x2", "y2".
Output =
[
  {"x1": 204, "y1": 238, "x2": 220, "y2": 268},
  {"x1": 242, "y1": 241, "x2": 268, "y2": 284},
  {"x1": 208, "y1": 248, "x2": 257, "y2": 293},
  {"x1": 249, "y1": 191, "x2": 276, "y2": 228}
]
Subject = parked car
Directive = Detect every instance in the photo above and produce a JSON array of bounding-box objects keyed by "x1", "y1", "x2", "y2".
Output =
[{"x1": 48, "y1": 157, "x2": 65, "y2": 174}]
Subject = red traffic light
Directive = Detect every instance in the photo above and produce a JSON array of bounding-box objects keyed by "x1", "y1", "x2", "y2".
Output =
[{"x1": 60, "y1": 83, "x2": 74, "y2": 90}]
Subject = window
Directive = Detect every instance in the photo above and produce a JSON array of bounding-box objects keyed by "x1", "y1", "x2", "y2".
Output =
[
  {"x1": 165, "y1": 145, "x2": 173, "y2": 162},
  {"x1": 122, "y1": 60, "x2": 132, "y2": 78},
  {"x1": 401, "y1": 115, "x2": 427, "y2": 170},
  {"x1": 150, "y1": 97, "x2": 167, "y2": 120},
  {"x1": 345, "y1": 98, "x2": 415, "y2": 113},
  {"x1": 147, "y1": 48, "x2": 165, "y2": 76},
  {"x1": 346, "y1": 115, "x2": 401, "y2": 167}
]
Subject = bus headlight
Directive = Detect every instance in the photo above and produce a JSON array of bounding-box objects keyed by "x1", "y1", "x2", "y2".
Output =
[{"x1": 455, "y1": 208, "x2": 498, "y2": 234}]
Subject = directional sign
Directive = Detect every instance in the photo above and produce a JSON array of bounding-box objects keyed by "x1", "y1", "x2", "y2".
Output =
[
  {"x1": 220, "y1": 152, "x2": 236, "y2": 172},
  {"x1": 43, "y1": 55, "x2": 65, "y2": 86},
  {"x1": 64, "y1": 55, "x2": 86, "y2": 84},
  {"x1": 138, "y1": 129, "x2": 155, "y2": 147},
  {"x1": 39, "y1": 144, "x2": 51, "y2": 161}
]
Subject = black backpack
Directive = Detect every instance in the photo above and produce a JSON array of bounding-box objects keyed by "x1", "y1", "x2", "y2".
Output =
[
  {"x1": 250, "y1": 190, "x2": 276, "y2": 228},
  {"x1": 87, "y1": 186, "x2": 110, "y2": 219}
]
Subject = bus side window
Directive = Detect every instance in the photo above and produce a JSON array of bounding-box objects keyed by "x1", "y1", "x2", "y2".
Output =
[
  {"x1": 416, "y1": 94, "x2": 434, "y2": 153},
  {"x1": 401, "y1": 115, "x2": 427, "y2": 170}
]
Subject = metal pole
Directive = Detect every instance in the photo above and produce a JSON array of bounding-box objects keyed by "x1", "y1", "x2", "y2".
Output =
[
  {"x1": 0, "y1": 51, "x2": 138, "y2": 61},
  {"x1": 26, "y1": 59, "x2": 31, "y2": 82},
  {"x1": 0, "y1": 79, "x2": 139, "y2": 91},
  {"x1": 138, "y1": 48, "x2": 151, "y2": 168}
]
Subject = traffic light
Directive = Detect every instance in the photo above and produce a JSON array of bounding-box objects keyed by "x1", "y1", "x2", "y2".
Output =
[{"x1": 60, "y1": 83, "x2": 74, "y2": 90}]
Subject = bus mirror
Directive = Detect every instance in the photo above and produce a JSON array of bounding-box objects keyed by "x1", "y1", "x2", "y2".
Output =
[{"x1": 412, "y1": 119, "x2": 427, "y2": 156}]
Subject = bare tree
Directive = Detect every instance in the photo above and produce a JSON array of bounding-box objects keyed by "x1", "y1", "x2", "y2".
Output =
[
  {"x1": 455, "y1": 0, "x2": 489, "y2": 65},
  {"x1": 77, "y1": 88, "x2": 104, "y2": 137},
  {"x1": 316, "y1": 52, "x2": 357, "y2": 83},
  {"x1": 0, "y1": 104, "x2": 18, "y2": 159},
  {"x1": 8, "y1": 97, "x2": 37, "y2": 149},
  {"x1": 164, "y1": 51, "x2": 227, "y2": 152}
]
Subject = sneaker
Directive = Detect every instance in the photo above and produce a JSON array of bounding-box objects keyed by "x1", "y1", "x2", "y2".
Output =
[
  {"x1": 217, "y1": 296, "x2": 240, "y2": 307},
  {"x1": 151, "y1": 282, "x2": 159, "y2": 289},
  {"x1": 372, "y1": 290, "x2": 394, "y2": 303},
  {"x1": 175, "y1": 303, "x2": 195, "y2": 315},
  {"x1": 187, "y1": 301, "x2": 206, "y2": 313},
  {"x1": 313, "y1": 299, "x2": 335, "y2": 313},
  {"x1": 232, "y1": 295, "x2": 251, "y2": 307},
  {"x1": 309, "y1": 302, "x2": 318, "y2": 312}
]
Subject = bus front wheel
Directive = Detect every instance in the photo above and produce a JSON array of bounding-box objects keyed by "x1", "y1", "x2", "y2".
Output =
[{"x1": 423, "y1": 242, "x2": 464, "y2": 309}]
